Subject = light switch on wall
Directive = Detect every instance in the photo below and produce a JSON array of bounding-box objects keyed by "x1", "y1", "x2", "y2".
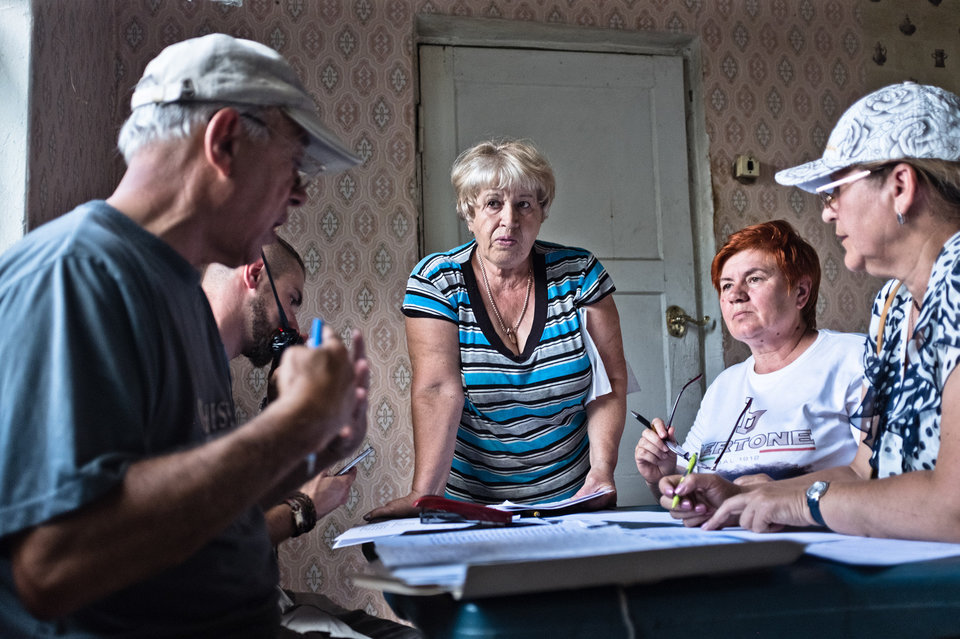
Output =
[{"x1": 734, "y1": 154, "x2": 760, "y2": 180}]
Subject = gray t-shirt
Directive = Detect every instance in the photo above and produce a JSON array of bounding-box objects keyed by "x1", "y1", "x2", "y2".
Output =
[{"x1": 0, "y1": 201, "x2": 278, "y2": 637}]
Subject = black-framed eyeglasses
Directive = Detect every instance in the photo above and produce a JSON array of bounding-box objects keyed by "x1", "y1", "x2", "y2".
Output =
[
  {"x1": 711, "y1": 396, "x2": 754, "y2": 470},
  {"x1": 658, "y1": 373, "x2": 706, "y2": 469},
  {"x1": 815, "y1": 169, "x2": 872, "y2": 210},
  {"x1": 261, "y1": 249, "x2": 303, "y2": 370},
  {"x1": 667, "y1": 374, "x2": 703, "y2": 429}
]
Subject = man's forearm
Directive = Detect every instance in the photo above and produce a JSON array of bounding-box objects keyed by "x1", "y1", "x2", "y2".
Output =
[{"x1": 10, "y1": 398, "x2": 339, "y2": 619}]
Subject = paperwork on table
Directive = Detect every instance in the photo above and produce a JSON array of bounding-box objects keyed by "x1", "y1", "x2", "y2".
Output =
[
  {"x1": 338, "y1": 507, "x2": 960, "y2": 597},
  {"x1": 334, "y1": 489, "x2": 614, "y2": 549},
  {"x1": 347, "y1": 511, "x2": 805, "y2": 598}
]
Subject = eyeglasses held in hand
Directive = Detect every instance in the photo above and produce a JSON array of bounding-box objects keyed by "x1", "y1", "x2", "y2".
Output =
[
  {"x1": 631, "y1": 374, "x2": 706, "y2": 467},
  {"x1": 667, "y1": 373, "x2": 703, "y2": 429},
  {"x1": 711, "y1": 396, "x2": 754, "y2": 470},
  {"x1": 631, "y1": 410, "x2": 691, "y2": 461}
]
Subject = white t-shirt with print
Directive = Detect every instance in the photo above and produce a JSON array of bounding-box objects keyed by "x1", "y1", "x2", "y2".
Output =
[{"x1": 682, "y1": 329, "x2": 864, "y2": 480}]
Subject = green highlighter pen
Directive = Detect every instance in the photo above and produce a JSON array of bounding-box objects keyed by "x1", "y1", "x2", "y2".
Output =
[{"x1": 671, "y1": 453, "x2": 699, "y2": 510}]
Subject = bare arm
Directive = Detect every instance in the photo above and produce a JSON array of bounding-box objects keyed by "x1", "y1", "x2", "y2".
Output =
[
  {"x1": 574, "y1": 295, "x2": 628, "y2": 508},
  {"x1": 364, "y1": 316, "x2": 464, "y2": 520},
  {"x1": 696, "y1": 371, "x2": 960, "y2": 539},
  {"x1": 9, "y1": 327, "x2": 368, "y2": 618},
  {"x1": 661, "y1": 434, "x2": 873, "y2": 528},
  {"x1": 265, "y1": 469, "x2": 357, "y2": 546}
]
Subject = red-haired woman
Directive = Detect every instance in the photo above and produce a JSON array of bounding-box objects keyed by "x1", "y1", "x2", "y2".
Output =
[{"x1": 635, "y1": 220, "x2": 863, "y2": 498}]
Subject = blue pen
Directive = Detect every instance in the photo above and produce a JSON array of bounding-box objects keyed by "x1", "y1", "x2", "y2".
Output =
[
  {"x1": 309, "y1": 317, "x2": 324, "y2": 347},
  {"x1": 305, "y1": 318, "x2": 324, "y2": 475}
]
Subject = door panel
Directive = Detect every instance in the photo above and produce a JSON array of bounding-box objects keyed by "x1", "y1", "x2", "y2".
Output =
[{"x1": 419, "y1": 45, "x2": 707, "y2": 505}]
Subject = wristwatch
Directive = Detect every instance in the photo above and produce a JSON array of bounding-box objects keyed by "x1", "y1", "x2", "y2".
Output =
[{"x1": 805, "y1": 480, "x2": 830, "y2": 528}]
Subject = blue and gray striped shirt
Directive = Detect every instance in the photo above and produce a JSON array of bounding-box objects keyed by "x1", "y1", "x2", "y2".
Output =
[{"x1": 403, "y1": 240, "x2": 615, "y2": 504}]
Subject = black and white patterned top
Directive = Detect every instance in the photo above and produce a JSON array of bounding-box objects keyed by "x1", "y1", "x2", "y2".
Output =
[{"x1": 858, "y1": 231, "x2": 960, "y2": 477}]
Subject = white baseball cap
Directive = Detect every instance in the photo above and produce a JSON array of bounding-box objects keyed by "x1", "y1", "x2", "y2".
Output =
[
  {"x1": 130, "y1": 33, "x2": 360, "y2": 175},
  {"x1": 776, "y1": 82, "x2": 960, "y2": 193}
]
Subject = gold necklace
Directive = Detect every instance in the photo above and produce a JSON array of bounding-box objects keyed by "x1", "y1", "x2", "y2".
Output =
[{"x1": 476, "y1": 251, "x2": 532, "y2": 347}]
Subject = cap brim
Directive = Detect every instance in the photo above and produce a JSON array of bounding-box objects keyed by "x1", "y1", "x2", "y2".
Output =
[
  {"x1": 774, "y1": 158, "x2": 838, "y2": 193},
  {"x1": 286, "y1": 106, "x2": 361, "y2": 176}
]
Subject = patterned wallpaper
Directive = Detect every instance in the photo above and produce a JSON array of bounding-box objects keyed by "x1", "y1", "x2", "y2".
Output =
[
  {"x1": 28, "y1": 1, "x2": 120, "y2": 228},
  {"x1": 864, "y1": 0, "x2": 960, "y2": 96},
  {"x1": 26, "y1": 0, "x2": 896, "y2": 622}
]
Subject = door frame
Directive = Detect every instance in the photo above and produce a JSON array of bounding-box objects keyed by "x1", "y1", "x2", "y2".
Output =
[{"x1": 414, "y1": 13, "x2": 724, "y2": 386}]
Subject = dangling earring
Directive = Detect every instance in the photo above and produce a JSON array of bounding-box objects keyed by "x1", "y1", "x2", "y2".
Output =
[{"x1": 896, "y1": 209, "x2": 905, "y2": 226}]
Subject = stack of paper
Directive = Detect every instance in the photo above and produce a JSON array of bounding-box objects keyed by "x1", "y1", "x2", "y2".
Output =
[
  {"x1": 340, "y1": 508, "x2": 960, "y2": 599},
  {"x1": 346, "y1": 511, "x2": 804, "y2": 598}
]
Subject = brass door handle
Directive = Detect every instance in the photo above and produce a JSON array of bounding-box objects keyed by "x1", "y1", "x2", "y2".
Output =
[{"x1": 666, "y1": 305, "x2": 711, "y2": 338}]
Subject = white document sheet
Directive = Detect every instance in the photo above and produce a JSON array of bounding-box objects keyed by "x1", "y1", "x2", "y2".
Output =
[
  {"x1": 332, "y1": 517, "x2": 474, "y2": 549},
  {"x1": 803, "y1": 537, "x2": 960, "y2": 565},
  {"x1": 334, "y1": 490, "x2": 615, "y2": 548},
  {"x1": 373, "y1": 520, "x2": 744, "y2": 569}
]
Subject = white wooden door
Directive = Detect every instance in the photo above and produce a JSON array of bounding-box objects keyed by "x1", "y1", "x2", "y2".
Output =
[{"x1": 419, "y1": 45, "x2": 710, "y2": 505}]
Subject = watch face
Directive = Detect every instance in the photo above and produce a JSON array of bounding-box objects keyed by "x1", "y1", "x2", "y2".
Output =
[{"x1": 807, "y1": 481, "x2": 827, "y2": 498}]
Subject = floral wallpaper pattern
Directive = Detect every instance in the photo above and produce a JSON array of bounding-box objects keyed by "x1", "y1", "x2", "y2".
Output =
[
  {"x1": 864, "y1": 0, "x2": 960, "y2": 97},
  {"x1": 26, "y1": 0, "x2": 922, "y2": 622}
]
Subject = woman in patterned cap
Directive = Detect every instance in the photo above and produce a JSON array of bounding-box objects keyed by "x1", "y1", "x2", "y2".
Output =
[{"x1": 660, "y1": 82, "x2": 960, "y2": 541}]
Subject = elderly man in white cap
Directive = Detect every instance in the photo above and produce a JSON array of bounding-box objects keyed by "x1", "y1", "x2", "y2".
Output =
[
  {"x1": 0, "y1": 34, "x2": 371, "y2": 638},
  {"x1": 656, "y1": 81, "x2": 960, "y2": 544}
]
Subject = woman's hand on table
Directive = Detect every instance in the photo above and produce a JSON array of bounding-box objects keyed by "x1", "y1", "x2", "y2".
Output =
[
  {"x1": 572, "y1": 469, "x2": 618, "y2": 510},
  {"x1": 701, "y1": 481, "x2": 811, "y2": 533},
  {"x1": 363, "y1": 490, "x2": 431, "y2": 522}
]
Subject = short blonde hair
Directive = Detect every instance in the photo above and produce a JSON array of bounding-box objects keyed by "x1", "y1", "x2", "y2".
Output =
[{"x1": 451, "y1": 139, "x2": 556, "y2": 221}]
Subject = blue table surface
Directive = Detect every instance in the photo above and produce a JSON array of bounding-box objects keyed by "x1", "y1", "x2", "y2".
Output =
[{"x1": 383, "y1": 535, "x2": 960, "y2": 639}]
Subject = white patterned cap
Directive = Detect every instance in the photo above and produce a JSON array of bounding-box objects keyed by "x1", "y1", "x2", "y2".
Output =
[
  {"x1": 776, "y1": 82, "x2": 960, "y2": 193},
  {"x1": 130, "y1": 33, "x2": 360, "y2": 175}
]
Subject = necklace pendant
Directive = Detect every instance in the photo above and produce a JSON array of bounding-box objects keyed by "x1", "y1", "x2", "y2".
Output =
[{"x1": 505, "y1": 329, "x2": 517, "y2": 345}]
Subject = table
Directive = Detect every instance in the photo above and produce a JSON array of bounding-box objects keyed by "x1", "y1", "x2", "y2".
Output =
[{"x1": 385, "y1": 554, "x2": 960, "y2": 638}]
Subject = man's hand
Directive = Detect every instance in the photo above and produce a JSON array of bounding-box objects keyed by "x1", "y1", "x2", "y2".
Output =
[
  {"x1": 265, "y1": 469, "x2": 357, "y2": 545},
  {"x1": 272, "y1": 327, "x2": 370, "y2": 462},
  {"x1": 301, "y1": 469, "x2": 356, "y2": 519}
]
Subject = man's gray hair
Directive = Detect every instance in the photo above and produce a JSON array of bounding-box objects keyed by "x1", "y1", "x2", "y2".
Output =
[{"x1": 116, "y1": 102, "x2": 270, "y2": 165}]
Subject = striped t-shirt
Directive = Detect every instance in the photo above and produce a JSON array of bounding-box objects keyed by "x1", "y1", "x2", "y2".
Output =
[{"x1": 402, "y1": 240, "x2": 615, "y2": 504}]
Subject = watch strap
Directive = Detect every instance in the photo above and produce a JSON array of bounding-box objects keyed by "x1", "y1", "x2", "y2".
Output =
[
  {"x1": 806, "y1": 481, "x2": 829, "y2": 528},
  {"x1": 285, "y1": 491, "x2": 318, "y2": 537}
]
